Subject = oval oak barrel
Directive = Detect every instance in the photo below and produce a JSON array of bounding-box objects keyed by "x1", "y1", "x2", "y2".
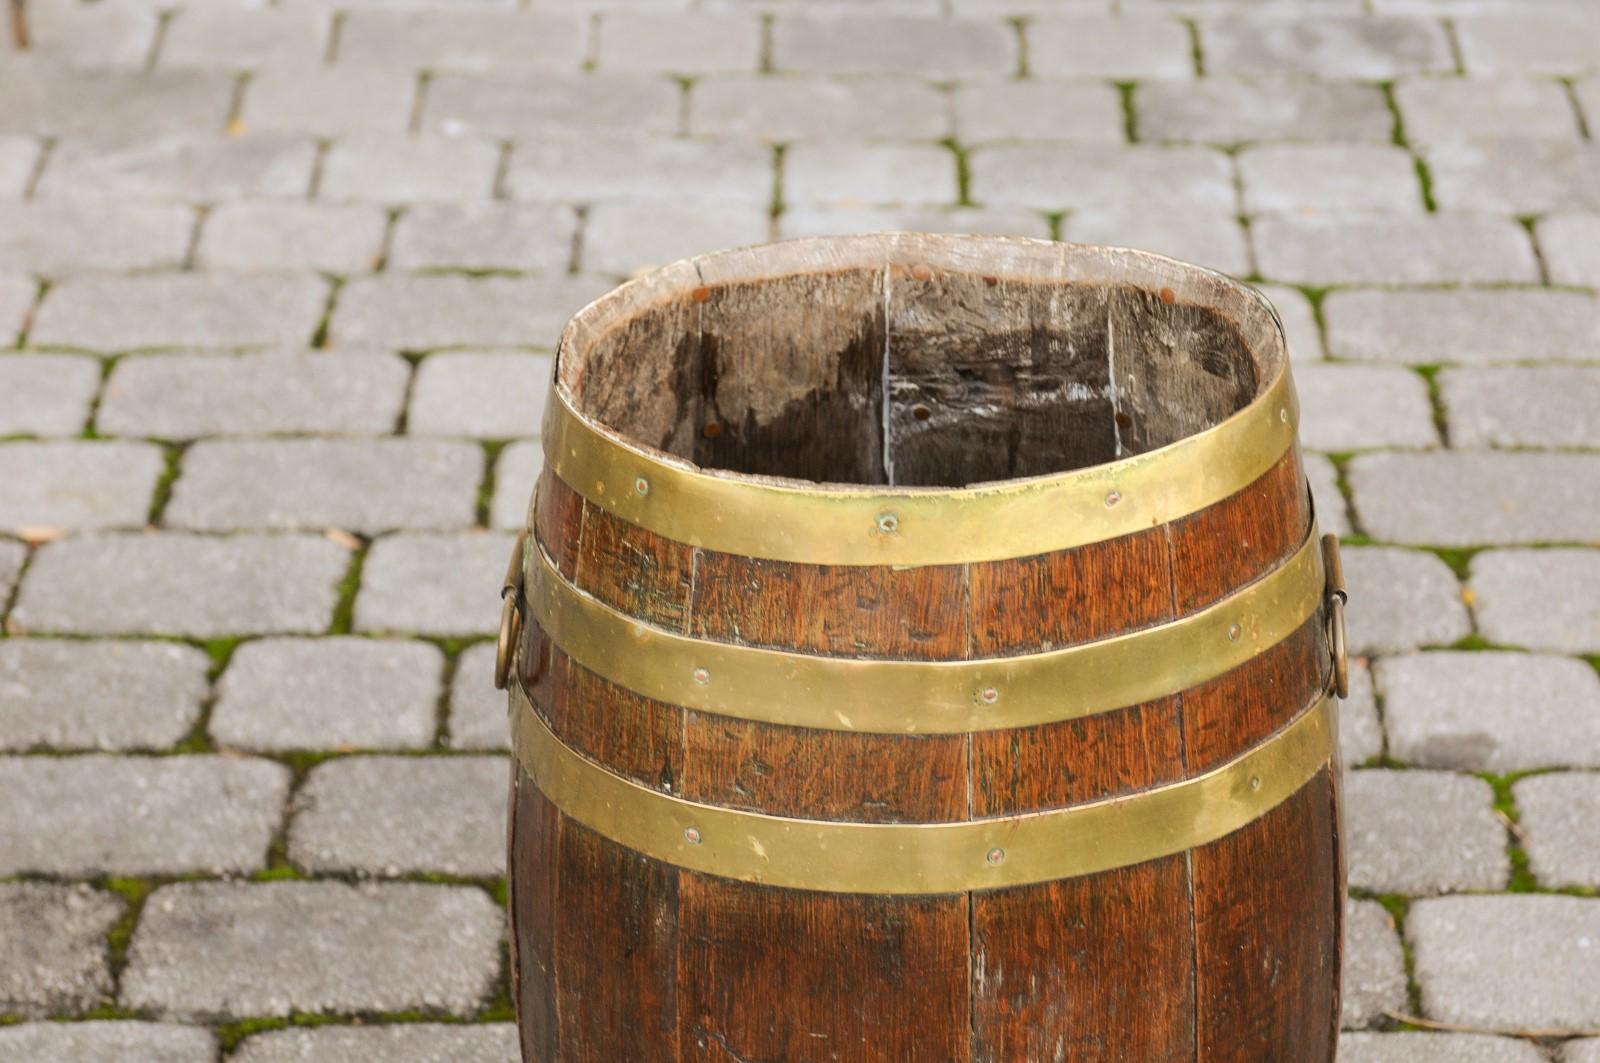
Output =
[{"x1": 498, "y1": 234, "x2": 1347, "y2": 1063}]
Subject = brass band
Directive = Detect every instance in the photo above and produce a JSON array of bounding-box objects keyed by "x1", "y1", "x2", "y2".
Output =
[
  {"x1": 541, "y1": 366, "x2": 1298, "y2": 568},
  {"x1": 511, "y1": 685, "x2": 1335, "y2": 895},
  {"x1": 522, "y1": 522, "x2": 1327, "y2": 735}
]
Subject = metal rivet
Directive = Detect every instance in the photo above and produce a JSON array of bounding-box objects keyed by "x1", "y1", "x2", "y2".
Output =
[
  {"x1": 1227, "y1": 623, "x2": 1242, "y2": 642},
  {"x1": 692, "y1": 667, "x2": 710, "y2": 686},
  {"x1": 684, "y1": 826, "x2": 702, "y2": 844},
  {"x1": 876, "y1": 512, "x2": 899, "y2": 534},
  {"x1": 986, "y1": 847, "x2": 1006, "y2": 866},
  {"x1": 1279, "y1": 407, "x2": 1289, "y2": 424},
  {"x1": 634, "y1": 476, "x2": 650, "y2": 495},
  {"x1": 1104, "y1": 490, "x2": 1122, "y2": 508},
  {"x1": 979, "y1": 687, "x2": 1000, "y2": 705},
  {"x1": 1249, "y1": 776, "x2": 1262, "y2": 791}
]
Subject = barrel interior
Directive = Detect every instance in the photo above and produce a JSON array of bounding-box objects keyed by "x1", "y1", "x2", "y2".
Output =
[{"x1": 557, "y1": 239, "x2": 1282, "y2": 488}]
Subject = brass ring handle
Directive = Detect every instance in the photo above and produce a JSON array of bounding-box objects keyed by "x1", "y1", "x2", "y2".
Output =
[
  {"x1": 494, "y1": 531, "x2": 530, "y2": 691},
  {"x1": 1321, "y1": 533, "x2": 1349, "y2": 699}
]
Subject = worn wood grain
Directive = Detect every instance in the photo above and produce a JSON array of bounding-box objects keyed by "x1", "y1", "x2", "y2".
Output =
[
  {"x1": 969, "y1": 523, "x2": 1193, "y2": 1060},
  {"x1": 680, "y1": 541, "x2": 972, "y2": 1061},
  {"x1": 509, "y1": 766, "x2": 560, "y2": 1063}
]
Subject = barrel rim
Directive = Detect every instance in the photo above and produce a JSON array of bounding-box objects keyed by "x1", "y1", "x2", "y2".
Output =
[
  {"x1": 543, "y1": 234, "x2": 1296, "y2": 566},
  {"x1": 509, "y1": 683, "x2": 1336, "y2": 895}
]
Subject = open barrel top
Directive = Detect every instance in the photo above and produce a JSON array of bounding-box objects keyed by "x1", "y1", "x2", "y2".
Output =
[{"x1": 506, "y1": 234, "x2": 1343, "y2": 1063}]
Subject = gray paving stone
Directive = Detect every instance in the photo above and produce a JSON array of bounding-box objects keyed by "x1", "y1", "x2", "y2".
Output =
[
  {"x1": 953, "y1": 80, "x2": 1121, "y2": 143},
  {"x1": 1342, "y1": 898, "x2": 1408, "y2": 1031},
  {"x1": 0, "y1": 884, "x2": 120, "y2": 1016},
  {"x1": 1396, "y1": 77, "x2": 1581, "y2": 145},
  {"x1": 0, "y1": 201, "x2": 194, "y2": 273},
  {"x1": 1325, "y1": 290, "x2": 1600, "y2": 366},
  {"x1": 197, "y1": 202, "x2": 389, "y2": 273},
  {"x1": 1344, "y1": 769, "x2": 1508, "y2": 894},
  {"x1": 1350, "y1": 452, "x2": 1600, "y2": 547},
  {"x1": 30, "y1": 272, "x2": 329, "y2": 351},
  {"x1": 0, "y1": 134, "x2": 38, "y2": 196},
  {"x1": 39, "y1": 135, "x2": 318, "y2": 202},
  {"x1": 0, "y1": 66, "x2": 234, "y2": 139},
  {"x1": 583, "y1": 201, "x2": 772, "y2": 275},
  {"x1": 212, "y1": 637, "x2": 443, "y2": 751},
  {"x1": 122, "y1": 882, "x2": 504, "y2": 1020},
  {"x1": 1341, "y1": 661, "x2": 1384, "y2": 766},
  {"x1": 0, "y1": 1022, "x2": 217, "y2": 1063},
  {"x1": 0, "y1": 353, "x2": 100, "y2": 436},
  {"x1": 1428, "y1": 141, "x2": 1600, "y2": 214},
  {"x1": 425, "y1": 74, "x2": 679, "y2": 140},
  {"x1": 1516, "y1": 771, "x2": 1600, "y2": 888},
  {"x1": 507, "y1": 136, "x2": 772, "y2": 204},
  {"x1": 1339, "y1": 1032, "x2": 1546, "y2": 1063},
  {"x1": 409, "y1": 351, "x2": 552, "y2": 439},
  {"x1": 11, "y1": 533, "x2": 348, "y2": 637},
  {"x1": 167, "y1": 438, "x2": 482, "y2": 534},
  {"x1": 490, "y1": 441, "x2": 542, "y2": 533},
  {"x1": 1297, "y1": 365, "x2": 1438, "y2": 453},
  {"x1": 1377, "y1": 652, "x2": 1600, "y2": 771},
  {"x1": 772, "y1": 14, "x2": 1015, "y2": 77},
  {"x1": 331, "y1": 275, "x2": 612, "y2": 350},
  {"x1": 1304, "y1": 452, "x2": 1352, "y2": 537},
  {"x1": 597, "y1": 11, "x2": 762, "y2": 73},
  {"x1": 0, "y1": 441, "x2": 163, "y2": 533},
  {"x1": 0, "y1": 539, "x2": 23, "y2": 605},
  {"x1": 1240, "y1": 144, "x2": 1423, "y2": 214},
  {"x1": 232, "y1": 1024, "x2": 519, "y2": 1063},
  {"x1": 1200, "y1": 15, "x2": 1452, "y2": 78},
  {"x1": 1061, "y1": 209, "x2": 1250, "y2": 277},
  {"x1": 99, "y1": 350, "x2": 409, "y2": 439},
  {"x1": 1567, "y1": 1039, "x2": 1600, "y2": 1063},
  {"x1": 0, "y1": 273, "x2": 34, "y2": 344},
  {"x1": 338, "y1": 10, "x2": 586, "y2": 71},
  {"x1": 1540, "y1": 213, "x2": 1600, "y2": 288},
  {"x1": 241, "y1": 66, "x2": 417, "y2": 138},
  {"x1": 1454, "y1": 11, "x2": 1600, "y2": 76},
  {"x1": 389, "y1": 202, "x2": 576, "y2": 272},
  {"x1": 162, "y1": 7, "x2": 331, "y2": 69},
  {"x1": 1253, "y1": 214, "x2": 1539, "y2": 286},
  {"x1": 1028, "y1": 15, "x2": 1193, "y2": 78},
  {"x1": 1442, "y1": 367, "x2": 1600, "y2": 450},
  {"x1": 5, "y1": 1, "x2": 159, "y2": 69},
  {"x1": 356, "y1": 532, "x2": 516, "y2": 636},
  {"x1": 289, "y1": 755, "x2": 507, "y2": 876},
  {"x1": 0, "y1": 638, "x2": 209, "y2": 752},
  {"x1": 784, "y1": 141, "x2": 957, "y2": 207},
  {"x1": 972, "y1": 144, "x2": 1234, "y2": 212},
  {"x1": 0, "y1": 755, "x2": 289, "y2": 876},
  {"x1": 1136, "y1": 77, "x2": 1393, "y2": 144},
  {"x1": 778, "y1": 206, "x2": 1052, "y2": 241},
  {"x1": 164, "y1": 6, "x2": 329, "y2": 70},
  {"x1": 1408, "y1": 895, "x2": 1600, "y2": 1031},
  {"x1": 449, "y1": 641, "x2": 510, "y2": 749},
  {"x1": 1471, "y1": 549, "x2": 1600, "y2": 654},
  {"x1": 689, "y1": 75, "x2": 949, "y2": 141},
  {"x1": 320, "y1": 135, "x2": 501, "y2": 204},
  {"x1": 1342, "y1": 546, "x2": 1472, "y2": 655}
]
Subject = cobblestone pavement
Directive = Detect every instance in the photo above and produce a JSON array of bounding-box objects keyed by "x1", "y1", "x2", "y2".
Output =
[{"x1": 2, "y1": 0, "x2": 1599, "y2": 1059}]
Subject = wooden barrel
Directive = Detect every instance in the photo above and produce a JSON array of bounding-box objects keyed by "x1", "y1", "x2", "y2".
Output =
[{"x1": 498, "y1": 234, "x2": 1347, "y2": 1063}]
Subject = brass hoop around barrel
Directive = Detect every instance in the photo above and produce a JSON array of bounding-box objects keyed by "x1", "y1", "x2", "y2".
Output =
[
  {"x1": 522, "y1": 524, "x2": 1326, "y2": 735},
  {"x1": 541, "y1": 367, "x2": 1298, "y2": 568},
  {"x1": 510, "y1": 686, "x2": 1334, "y2": 895}
]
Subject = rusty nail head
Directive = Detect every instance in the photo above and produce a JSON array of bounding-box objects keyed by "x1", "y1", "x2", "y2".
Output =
[
  {"x1": 986, "y1": 848, "x2": 1006, "y2": 865},
  {"x1": 684, "y1": 826, "x2": 702, "y2": 844}
]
